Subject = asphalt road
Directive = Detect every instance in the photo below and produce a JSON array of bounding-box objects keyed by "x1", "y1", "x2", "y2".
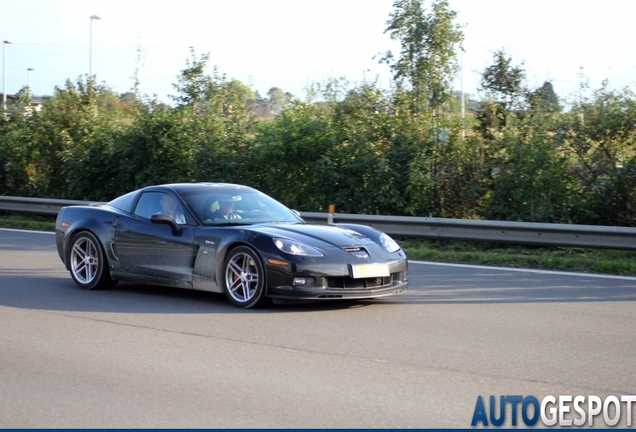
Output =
[{"x1": 1, "y1": 228, "x2": 635, "y2": 428}]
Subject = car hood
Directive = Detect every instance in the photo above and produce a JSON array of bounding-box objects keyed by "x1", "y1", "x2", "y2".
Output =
[{"x1": 247, "y1": 223, "x2": 376, "y2": 248}]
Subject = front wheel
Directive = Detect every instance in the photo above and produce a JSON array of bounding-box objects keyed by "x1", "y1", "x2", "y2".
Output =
[
  {"x1": 222, "y1": 246, "x2": 268, "y2": 308},
  {"x1": 68, "y1": 231, "x2": 116, "y2": 290}
]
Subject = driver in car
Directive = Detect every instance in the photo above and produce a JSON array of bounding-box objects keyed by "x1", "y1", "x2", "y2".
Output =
[{"x1": 208, "y1": 196, "x2": 242, "y2": 220}]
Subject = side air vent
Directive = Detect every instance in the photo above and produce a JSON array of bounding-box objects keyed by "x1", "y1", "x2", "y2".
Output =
[{"x1": 109, "y1": 243, "x2": 119, "y2": 261}]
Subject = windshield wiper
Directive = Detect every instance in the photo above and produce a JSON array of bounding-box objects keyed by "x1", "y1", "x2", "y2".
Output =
[{"x1": 208, "y1": 221, "x2": 252, "y2": 227}]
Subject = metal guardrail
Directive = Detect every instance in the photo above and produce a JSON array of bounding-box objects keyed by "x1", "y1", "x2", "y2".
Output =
[
  {"x1": 2, "y1": 195, "x2": 636, "y2": 250},
  {"x1": 302, "y1": 212, "x2": 636, "y2": 250},
  {"x1": 0, "y1": 196, "x2": 93, "y2": 215}
]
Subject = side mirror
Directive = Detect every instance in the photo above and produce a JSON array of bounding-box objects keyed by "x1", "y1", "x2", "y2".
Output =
[
  {"x1": 150, "y1": 213, "x2": 182, "y2": 234},
  {"x1": 290, "y1": 209, "x2": 305, "y2": 222}
]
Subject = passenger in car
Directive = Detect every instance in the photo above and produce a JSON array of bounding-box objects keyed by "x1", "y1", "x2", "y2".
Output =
[{"x1": 159, "y1": 194, "x2": 186, "y2": 224}]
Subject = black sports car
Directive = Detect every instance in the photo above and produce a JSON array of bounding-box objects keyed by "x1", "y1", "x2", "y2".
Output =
[{"x1": 55, "y1": 183, "x2": 408, "y2": 308}]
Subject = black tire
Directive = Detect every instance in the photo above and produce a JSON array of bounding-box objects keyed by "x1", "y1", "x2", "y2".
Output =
[
  {"x1": 222, "y1": 246, "x2": 268, "y2": 308},
  {"x1": 68, "y1": 231, "x2": 116, "y2": 290}
]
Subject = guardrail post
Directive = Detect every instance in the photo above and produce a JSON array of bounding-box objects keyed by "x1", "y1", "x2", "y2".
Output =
[{"x1": 327, "y1": 204, "x2": 335, "y2": 225}]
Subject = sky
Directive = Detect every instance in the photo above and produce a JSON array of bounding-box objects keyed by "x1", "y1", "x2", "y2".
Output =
[{"x1": 3, "y1": 0, "x2": 636, "y2": 105}]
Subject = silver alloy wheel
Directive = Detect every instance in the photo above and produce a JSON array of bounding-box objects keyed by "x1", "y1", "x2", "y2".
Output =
[
  {"x1": 70, "y1": 235, "x2": 100, "y2": 285},
  {"x1": 224, "y1": 251, "x2": 260, "y2": 303}
]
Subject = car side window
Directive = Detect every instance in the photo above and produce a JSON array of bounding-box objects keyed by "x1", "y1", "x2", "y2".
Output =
[
  {"x1": 133, "y1": 192, "x2": 163, "y2": 219},
  {"x1": 134, "y1": 192, "x2": 187, "y2": 224}
]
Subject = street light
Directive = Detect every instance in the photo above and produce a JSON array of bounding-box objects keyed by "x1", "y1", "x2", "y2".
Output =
[
  {"x1": 27, "y1": 68, "x2": 34, "y2": 97},
  {"x1": 89, "y1": 15, "x2": 101, "y2": 78},
  {"x1": 3, "y1": 40, "x2": 12, "y2": 111}
]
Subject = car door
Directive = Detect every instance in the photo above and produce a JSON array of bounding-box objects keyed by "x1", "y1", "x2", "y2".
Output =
[{"x1": 114, "y1": 191, "x2": 196, "y2": 286}]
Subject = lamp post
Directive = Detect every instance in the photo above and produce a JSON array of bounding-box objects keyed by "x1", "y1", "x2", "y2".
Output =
[
  {"x1": 3, "y1": 40, "x2": 12, "y2": 111},
  {"x1": 89, "y1": 15, "x2": 101, "y2": 78},
  {"x1": 27, "y1": 68, "x2": 34, "y2": 97}
]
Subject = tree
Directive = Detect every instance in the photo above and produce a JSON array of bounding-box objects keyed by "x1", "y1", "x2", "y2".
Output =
[
  {"x1": 380, "y1": 0, "x2": 464, "y2": 215},
  {"x1": 223, "y1": 79, "x2": 255, "y2": 103},
  {"x1": 119, "y1": 92, "x2": 138, "y2": 106},
  {"x1": 528, "y1": 81, "x2": 561, "y2": 113},
  {"x1": 267, "y1": 87, "x2": 293, "y2": 115},
  {"x1": 0, "y1": 87, "x2": 36, "y2": 196},
  {"x1": 381, "y1": 0, "x2": 464, "y2": 113},
  {"x1": 170, "y1": 48, "x2": 213, "y2": 107},
  {"x1": 483, "y1": 114, "x2": 578, "y2": 223},
  {"x1": 562, "y1": 84, "x2": 636, "y2": 225},
  {"x1": 476, "y1": 50, "x2": 526, "y2": 136},
  {"x1": 24, "y1": 77, "x2": 122, "y2": 199},
  {"x1": 480, "y1": 50, "x2": 525, "y2": 111}
]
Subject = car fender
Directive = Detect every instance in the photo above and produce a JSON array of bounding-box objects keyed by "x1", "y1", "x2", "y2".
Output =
[
  {"x1": 58, "y1": 206, "x2": 118, "y2": 271},
  {"x1": 192, "y1": 228, "x2": 261, "y2": 294},
  {"x1": 213, "y1": 240, "x2": 256, "y2": 291}
]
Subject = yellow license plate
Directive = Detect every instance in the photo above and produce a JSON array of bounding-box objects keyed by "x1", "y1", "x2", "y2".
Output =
[{"x1": 350, "y1": 263, "x2": 390, "y2": 279}]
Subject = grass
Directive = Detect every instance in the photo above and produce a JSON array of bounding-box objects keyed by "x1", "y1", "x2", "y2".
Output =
[
  {"x1": 0, "y1": 213, "x2": 56, "y2": 231},
  {"x1": 2, "y1": 213, "x2": 635, "y2": 277},
  {"x1": 400, "y1": 238, "x2": 636, "y2": 276}
]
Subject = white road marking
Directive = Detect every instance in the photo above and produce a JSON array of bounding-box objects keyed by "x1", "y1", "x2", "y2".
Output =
[
  {"x1": 0, "y1": 227, "x2": 55, "y2": 235},
  {"x1": 409, "y1": 260, "x2": 636, "y2": 281}
]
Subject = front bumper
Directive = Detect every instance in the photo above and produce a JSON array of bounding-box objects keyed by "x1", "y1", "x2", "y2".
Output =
[
  {"x1": 268, "y1": 279, "x2": 409, "y2": 300},
  {"x1": 265, "y1": 257, "x2": 408, "y2": 300}
]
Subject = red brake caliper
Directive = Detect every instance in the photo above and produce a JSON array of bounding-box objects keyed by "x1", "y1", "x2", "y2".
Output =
[{"x1": 93, "y1": 250, "x2": 98, "y2": 273}]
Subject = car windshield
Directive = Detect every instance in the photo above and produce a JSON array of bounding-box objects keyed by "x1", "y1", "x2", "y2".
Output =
[{"x1": 178, "y1": 188, "x2": 304, "y2": 226}]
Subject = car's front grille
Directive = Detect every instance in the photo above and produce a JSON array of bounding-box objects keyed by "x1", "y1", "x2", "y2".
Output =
[{"x1": 326, "y1": 274, "x2": 394, "y2": 290}]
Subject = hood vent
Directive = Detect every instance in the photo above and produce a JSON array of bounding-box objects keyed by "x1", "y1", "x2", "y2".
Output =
[
  {"x1": 344, "y1": 246, "x2": 369, "y2": 259},
  {"x1": 344, "y1": 246, "x2": 362, "y2": 252}
]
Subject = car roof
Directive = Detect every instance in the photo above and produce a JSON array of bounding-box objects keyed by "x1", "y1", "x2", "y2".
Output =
[
  {"x1": 106, "y1": 183, "x2": 260, "y2": 214},
  {"x1": 143, "y1": 182, "x2": 256, "y2": 194}
]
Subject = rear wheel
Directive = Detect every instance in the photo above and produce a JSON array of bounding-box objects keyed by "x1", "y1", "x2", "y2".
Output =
[
  {"x1": 69, "y1": 231, "x2": 116, "y2": 290},
  {"x1": 222, "y1": 246, "x2": 268, "y2": 308}
]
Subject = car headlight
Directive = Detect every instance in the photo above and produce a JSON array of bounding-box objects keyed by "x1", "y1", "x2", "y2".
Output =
[
  {"x1": 273, "y1": 238, "x2": 324, "y2": 257},
  {"x1": 380, "y1": 233, "x2": 401, "y2": 253}
]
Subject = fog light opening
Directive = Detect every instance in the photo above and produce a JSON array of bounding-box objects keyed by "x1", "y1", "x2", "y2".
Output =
[{"x1": 293, "y1": 277, "x2": 314, "y2": 286}]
